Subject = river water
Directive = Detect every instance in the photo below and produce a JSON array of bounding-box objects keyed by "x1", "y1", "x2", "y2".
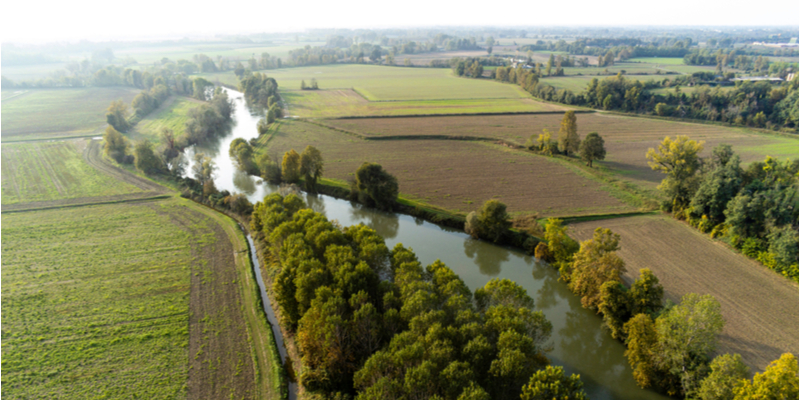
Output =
[{"x1": 192, "y1": 88, "x2": 670, "y2": 400}]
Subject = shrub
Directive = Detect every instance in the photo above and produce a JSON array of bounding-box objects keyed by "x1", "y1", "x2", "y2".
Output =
[
  {"x1": 534, "y1": 242, "x2": 553, "y2": 262},
  {"x1": 741, "y1": 237, "x2": 766, "y2": 258}
]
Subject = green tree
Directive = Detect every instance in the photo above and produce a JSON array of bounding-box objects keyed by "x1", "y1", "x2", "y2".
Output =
[
  {"x1": 133, "y1": 140, "x2": 163, "y2": 175},
  {"x1": 691, "y1": 148, "x2": 742, "y2": 224},
  {"x1": 103, "y1": 126, "x2": 128, "y2": 163},
  {"x1": 546, "y1": 54, "x2": 554, "y2": 76},
  {"x1": 300, "y1": 145, "x2": 324, "y2": 192},
  {"x1": 629, "y1": 269, "x2": 664, "y2": 317},
  {"x1": 520, "y1": 365, "x2": 588, "y2": 400},
  {"x1": 257, "y1": 153, "x2": 282, "y2": 184},
  {"x1": 557, "y1": 111, "x2": 580, "y2": 156},
  {"x1": 106, "y1": 99, "x2": 131, "y2": 132},
  {"x1": 465, "y1": 200, "x2": 511, "y2": 243},
  {"x1": 697, "y1": 353, "x2": 749, "y2": 400},
  {"x1": 646, "y1": 135, "x2": 705, "y2": 210},
  {"x1": 192, "y1": 152, "x2": 216, "y2": 184},
  {"x1": 598, "y1": 281, "x2": 631, "y2": 340},
  {"x1": 229, "y1": 138, "x2": 257, "y2": 175},
  {"x1": 568, "y1": 228, "x2": 626, "y2": 309},
  {"x1": 579, "y1": 132, "x2": 606, "y2": 167},
  {"x1": 544, "y1": 218, "x2": 579, "y2": 270},
  {"x1": 733, "y1": 353, "x2": 798, "y2": 400},
  {"x1": 655, "y1": 293, "x2": 725, "y2": 396},
  {"x1": 282, "y1": 149, "x2": 301, "y2": 183},
  {"x1": 355, "y1": 163, "x2": 398, "y2": 211},
  {"x1": 624, "y1": 313, "x2": 659, "y2": 388}
]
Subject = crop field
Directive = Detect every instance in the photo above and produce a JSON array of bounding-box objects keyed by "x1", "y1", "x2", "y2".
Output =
[
  {"x1": 1, "y1": 87, "x2": 140, "y2": 141},
  {"x1": 265, "y1": 120, "x2": 637, "y2": 216},
  {"x1": 626, "y1": 57, "x2": 686, "y2": 65},
  {"x1": 562, "y1": 65, "x2": 662, "y2": 76},
  {"x1": 281, "y1": 89, "x2": 568, "y2": 118},
  {"x1": 131, "y1": 96, "x2": 203, "y2": 141},
  {"x1": 323, "y1": 113, "x2": 797, "y2": 187},
  {"x1": 567, "y1": 215, "x2": 799, "y2": 373},
  {"x1": 199, "y1": 64, "x2": 531, "y2": 100},
  {"x1": 1, "y1": 140, "x2": 141, "y2": 205}
]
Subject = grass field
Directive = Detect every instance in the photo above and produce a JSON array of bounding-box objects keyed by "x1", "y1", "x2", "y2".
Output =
[
  {"x1": 568, "y1": 215, "x2": 799, "y2": 373},
  {"x1": 626, "y1": 57, "x2": 686, "y2": 65},
  {"x1": 131, "y1": 96, "x2": 202, "y2": 141},
  {"x1": 323, "y1": 113, "x2": 798, "y2": 188},
  {"x1": 1, "y1": 87, "x2": 140, "y2": 140},
  {"x1": 2, "y1": 198, "x2": 283, "y2": 399},
  {"x1": 281, "y1": 89, "x2": 568, "y2": 118},
  {"x1": 265, "y1": 120, "x2": 638, "y2": 216},
  {"x1": 198, "y1": 64, "x2": 531, "y2": 101},
  {"x1": 1, "y1": 140, "x2": 141, "y2": 205}
]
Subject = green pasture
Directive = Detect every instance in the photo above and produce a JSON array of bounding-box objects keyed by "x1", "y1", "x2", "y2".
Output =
[
  {"x1": 562, "y1": 65, "x2": 661, "y2": 76},
  {"x1": 1, "y1": 200, "x2": 199, "y2": 399},
  {"x1": 1, "y1": 87, "x2": 140, "y2": 140},
  {"x1": 199, "y1": 64, "x2": 531, "y2": 101},
  {"x1": 281, "y1": 89, "x2": 566, "y2": 118},
  {"x1": 131, "y1": 96, "x2": 199, "y2": 141},
  {"x1": 627, "y1": 57, "x2": 686, "y2": 65},
  {"x1": 1, "y1": 141, "x2": 140, "y2": 205}
]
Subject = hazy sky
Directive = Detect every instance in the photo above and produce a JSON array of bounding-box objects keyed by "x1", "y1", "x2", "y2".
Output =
[{"x1": 2, "y1": 0, "x2": 798, "y2": 44}]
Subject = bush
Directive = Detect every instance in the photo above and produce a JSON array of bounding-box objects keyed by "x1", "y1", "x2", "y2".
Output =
[
  {"x1": 534, "y1": 242, "x2": 553, "y2": 262},
  {"x1": 741, "y1": 237, "x2": 766, "y2": 258}
]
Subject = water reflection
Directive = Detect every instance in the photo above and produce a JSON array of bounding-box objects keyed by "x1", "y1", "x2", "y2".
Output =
[
  {"x1": 532, "y1": 264, "x2": 563, "y2": 312},
  {"x1": 305, "y1": 193, "x2": 327, "y2": 216},
  {"x1": 233, "y1": 169, "x2": 257, "y2": 195},
  {"x1": 348, "y1": 203, "x2": 399, "y2": 239},
  {"x1": 463, "y1": 238, "x2": 509, "y2": 276}
]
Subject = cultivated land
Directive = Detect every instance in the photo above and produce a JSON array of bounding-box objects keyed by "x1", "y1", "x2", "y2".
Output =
[
  {"x1": 201, "y1": 64, "x2": 531, "y2": 100},
  {"x1": 322, "y1": 113, "x2": 798, "y2": 188},
  {"x1": 264, "y1": 120, "x2": 637, "y2": 216},
  {"x1": 1, "y1": 87, "x2": 140, "y2": 141},
  {"x1": 131, "y1": 96, "x2": 203, "y2": 141},
  {"x1": 567, "y1": 215, "x2": 799, "y2": 374},
  {"x1": 281, "y1": 89, "x2": 568, "y2": 118},
  {"x1": 1, "y1": 140, "x2": 141, "y2": 205},
  {"x1": 1, "y1": 199, "x2": 257, "y2": 399}
]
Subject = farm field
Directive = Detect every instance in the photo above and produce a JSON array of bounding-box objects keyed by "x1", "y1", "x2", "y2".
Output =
[
  {"x1": 1, "y1": 87, "x2": 140, "y2": 141},
  {"x1": 1, "y1": 62, "x2": 69, "y2": 81},
  {"x1": 198, "y1": 64, "x2": 531, "y2": 100},
  {"x1": 281, "y1": 89, "x2": 568, "y2": 118},
  {"x1": 626, "y1": 57, "x2": 686, "y2": 65},
  {"x1": 264, "y1": 120, "x2": 638, "y2": 216},
  {"x1": 1, "y1": 140, "x2": 141, "y2": 205},
  {"x1": 1, "y1": 199, "x2": 259, "y2": 399},
  {"x1": 567, "y1": 214, "x2": 799, "y2": 373},
  {"x1": 322, "y1": 113, "x2": 798, "y2": 187},
  {"x1": 131, "y1": 96, "x2": 203, "y2": 141}
]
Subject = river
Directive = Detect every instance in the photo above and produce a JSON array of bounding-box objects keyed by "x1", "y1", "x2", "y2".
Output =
[{"x1": 188, "y1": 88, "x2": 670, "y2": 400}]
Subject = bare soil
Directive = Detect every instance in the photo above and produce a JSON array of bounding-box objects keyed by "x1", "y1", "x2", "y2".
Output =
[
  {"x1": 567, "y1": 215, "x2": 799, "y2": 373},
  {"x1": 323, "y1": 113, "x2": 795, "y2": 188},
  {"x1": 268, "y1": 120, "x2": 635, "y2": 216}
]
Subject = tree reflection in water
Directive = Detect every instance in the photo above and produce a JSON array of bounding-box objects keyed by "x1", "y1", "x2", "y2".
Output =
[
  {"x1": 463, "y1": 237, "x2": 509, "y2": 276},
  {"x1": 348, "y1": 202, "x2": 399, "y2": 239}
]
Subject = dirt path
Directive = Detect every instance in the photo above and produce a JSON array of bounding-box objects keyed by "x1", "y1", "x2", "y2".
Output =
[
  {"x1": 568, "y1": 215, "x2": 799, "y2": 373},
  {"x1": 82, "y1": 139, "x2": 169, "y2": 193}
]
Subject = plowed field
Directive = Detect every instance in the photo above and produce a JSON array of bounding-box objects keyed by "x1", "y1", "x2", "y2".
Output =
[
  {"x1": 323, "y1": 113, "x2": 797, "y2": 187},
  {"x1": 567, "y1": 215, "x2": 799, "y2": 373},
  {"x1": 266, "y1": 120, "x2": 637, "y2": 216}
]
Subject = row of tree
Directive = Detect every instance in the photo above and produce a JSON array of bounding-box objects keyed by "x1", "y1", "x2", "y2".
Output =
[
  {"x1": 646, "y1": 137, "x2": 798, "y2": 279},
  {"x1": 249, "y1": 193, "x2": 587, "y2": 399}
]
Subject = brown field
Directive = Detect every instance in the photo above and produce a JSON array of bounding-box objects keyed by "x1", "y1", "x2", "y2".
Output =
[
  {"x1": 323, "y1": 113, "x2": 798, "y2": 188},
  {"x1": 265, "y1": 120, "x2": 638, "y2": 216},
  {"x1": 567, "y1": 215, "x2": 799, "y2": 373}
]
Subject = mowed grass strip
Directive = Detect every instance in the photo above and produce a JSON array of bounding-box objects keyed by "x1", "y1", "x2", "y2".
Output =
[
  {"x1": 131, "y1": 96, "x2": 203, "y2": 141},
  {"x1": 1, "y1": 140, "x2": 141, "y2": 205},
  {"x1": 266, "y1": 120, "x2": 636, "y2": 216},
  {"x1": 323, "y1": 113, "x2": 798, "y2": 187},
  {"x1": 1, "y1": 87, "x2": 140, "y2": 140},
  {"x1": 1, "y1": 201, "x2": 197, "y2": 399},
  {"x1": 567, "y1": 215, "x2": 799, "y2": 374},
  {"x1": 281, "y1": 89, "x2": 568, "y2": 118},
  {"x1": 198, "y1": 64, "x2": 530, "y2": 101}
]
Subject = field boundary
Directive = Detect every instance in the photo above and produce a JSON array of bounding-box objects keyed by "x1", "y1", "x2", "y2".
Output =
[
  {"x1": 598, "y1": 110, "x2": 800, "y2": 137},
  {"x1": 326, "y1": 109, "x2": 593, "y2": 120},
  {"x1": 1, "y1": 194, "x2": 171, "y2": 213}
]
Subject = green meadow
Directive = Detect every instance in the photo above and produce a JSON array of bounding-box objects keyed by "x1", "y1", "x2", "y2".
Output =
[
  {"x1": 1, "y1": 87, "x2": 140, "y2": 141},
  {"x1": 1, "y1": 141, "x2": 140, "y2": 205},
  {"x1": 1, "y1": 201, "x2": 198, "y2": 399},
  {"x1": 131, "y1": 96, "x2": 200, "y2": 141}
]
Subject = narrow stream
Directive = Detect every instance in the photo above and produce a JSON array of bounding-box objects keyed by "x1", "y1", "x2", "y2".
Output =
[{"x1": 190, "y1": 87, "x2": 670, "y2": 400}]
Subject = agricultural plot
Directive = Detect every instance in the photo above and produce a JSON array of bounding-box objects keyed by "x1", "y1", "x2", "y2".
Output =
[
  {"x1": 281, "y1": 89, "x2": 568, "y2": 118},
  {"x1": 199, "y1": 64, "x2": 531, "y2": 101},
  {"x1": 1, "y1": 87, "x2": 140, "y2": 141},
  {"x1": 1, "y1": 200, "x2": 252, "y2": 398},
  {"x1": 131, "y1": 96, "x2": 203, "y2": 141},
  {"x1": 265, "y1": 120, "x2": 637, "y2": 216},
  {"x1": 567, "y1": 215, "x2": 799, "y2": 373},
  {"x1": 323, "y1": 113, "x2": 797, "y2": 188},
  {"x1": 1, "y1": 140, "x2": 141, "y2": 205}
]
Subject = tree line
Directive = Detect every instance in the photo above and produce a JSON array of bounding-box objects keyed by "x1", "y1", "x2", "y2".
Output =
[
  {"x1": 646, "y1": 137, "x2": 798, "y2": 280},
  {"x1": 249, "y1": 192, "x2": 588, "y2": 399}
]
